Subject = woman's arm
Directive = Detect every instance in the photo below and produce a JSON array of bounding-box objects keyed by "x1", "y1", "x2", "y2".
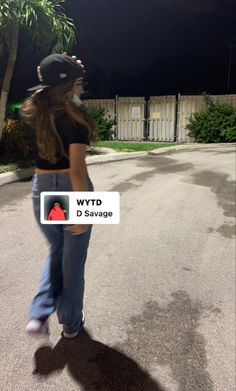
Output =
[
  {"x1": 65, "y1": 143, "x2": 90, "y2": 235},
  {"x1": 69, "y1": 143, "x2": 89, "y2": 192}
]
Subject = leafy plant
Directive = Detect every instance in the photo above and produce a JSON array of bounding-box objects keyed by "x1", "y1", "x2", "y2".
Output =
[
  {"x1": 84, "y1": 105, "x2": 115, "y2": 141},
  {"x1": 0, "y1": 119, "x2": 32, "y2": 158},
  {"x1": 0, "y1": 0, "x2": 77, "y2": 140},
  {"x1": 186, "y1": 94, "x2": 236, "y2": 143}
]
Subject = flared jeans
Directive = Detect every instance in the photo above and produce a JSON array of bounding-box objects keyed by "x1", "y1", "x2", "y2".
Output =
[{"x1": 29, "y1": 172, "x2": 94, "y2": 334}]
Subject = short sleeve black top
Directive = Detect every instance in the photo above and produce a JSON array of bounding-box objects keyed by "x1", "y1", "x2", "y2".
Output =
[{"x1": 34, "y1": 112, "x2": 90, "y2": 170}]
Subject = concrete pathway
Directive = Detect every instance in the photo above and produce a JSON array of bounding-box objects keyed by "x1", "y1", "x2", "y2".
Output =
[{"x1": 0, "y1": 146, "x2": 235, "y2": 390}]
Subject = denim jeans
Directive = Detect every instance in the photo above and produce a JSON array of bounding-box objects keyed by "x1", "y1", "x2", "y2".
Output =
[{"x1": 29, "y1": 172, "x2": 94, "y2": 334}]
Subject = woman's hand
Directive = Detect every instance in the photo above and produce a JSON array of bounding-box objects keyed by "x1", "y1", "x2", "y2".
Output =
[
  {"x1": 62, "y1": 52, "x2": 85, "y2": 68},
  {"x1": 65, "y1": 224, "x2": 89, "y2": 236}
]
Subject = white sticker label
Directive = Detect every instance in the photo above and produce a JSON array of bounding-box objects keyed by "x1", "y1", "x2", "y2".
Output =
[
  {"x1": 132, "y1": 106, "x2": 141, "y2": 119},
  {"x1": 40, "y1": 192, "x2": 120, "y2": 224}
]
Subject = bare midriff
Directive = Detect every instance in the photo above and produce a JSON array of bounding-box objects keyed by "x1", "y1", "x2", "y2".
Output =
[{"x1": 35, "y1": 168, "x2": 71, "y2": 174}]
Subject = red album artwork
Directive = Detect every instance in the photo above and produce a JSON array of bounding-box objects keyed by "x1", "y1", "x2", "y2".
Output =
[{"x1": 47, "y1": 203, "x2": 67, "y2": 221}]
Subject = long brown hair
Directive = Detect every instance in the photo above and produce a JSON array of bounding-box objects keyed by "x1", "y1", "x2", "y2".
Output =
[{"x1": 21, "y1": 82, "x2": 97, "y2": 164}]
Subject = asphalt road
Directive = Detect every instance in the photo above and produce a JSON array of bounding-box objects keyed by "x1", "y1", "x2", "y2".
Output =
[{"x1": 0, "y1": 146, "x2": 235, "y2": 391}]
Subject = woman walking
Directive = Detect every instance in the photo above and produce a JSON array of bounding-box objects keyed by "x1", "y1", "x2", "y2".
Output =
[{"x1": 21, "y1": 53, "x2": 96, "y2": 339}]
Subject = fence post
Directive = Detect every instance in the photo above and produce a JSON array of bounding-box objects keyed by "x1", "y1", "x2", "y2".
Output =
[
  {"x1": 174, "y1": 93, "x2": 181, "y2": 142},
  {"x1": 115, "y1": 94, "x2": 119, "y2": 140},
  {"x1": 144, "y1": 98, "x2": 149, "y2": 140}
]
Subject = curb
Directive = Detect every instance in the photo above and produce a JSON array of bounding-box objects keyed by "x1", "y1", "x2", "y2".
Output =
[
  {"x1": 148, "y1": 143, "x2": 236, "y2": 155},
  {"x1": 0, "y1": 166, "x2": 35, "y2": 187},
  {"x1": 0, "y1": 144, "x2": 235, "y2": 187},
  {"x1": 86, "y1": 151, "x2": 147, "y2": 165}
]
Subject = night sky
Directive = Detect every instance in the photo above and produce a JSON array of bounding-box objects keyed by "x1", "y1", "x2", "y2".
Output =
[{"x1": 6, "y1": 0, "x2": 236, "y2": 100}]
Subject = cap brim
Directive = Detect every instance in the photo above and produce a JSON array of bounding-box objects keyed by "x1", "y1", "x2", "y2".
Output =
[{"x1": 27, "y1": 84, "x2": 50, "y2": 92}]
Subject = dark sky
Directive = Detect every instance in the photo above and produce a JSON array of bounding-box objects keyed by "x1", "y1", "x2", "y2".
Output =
[{"x1": 6, "y1": 0, "x2": 236, "y2": 100}]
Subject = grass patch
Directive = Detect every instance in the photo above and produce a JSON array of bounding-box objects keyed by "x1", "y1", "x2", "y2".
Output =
[
  {"x1": 95, "y1": 141, "x2": 181, "y2": 152},
  {"x1": 0, "y1": 159, "x2": 34, "y2": 174}
]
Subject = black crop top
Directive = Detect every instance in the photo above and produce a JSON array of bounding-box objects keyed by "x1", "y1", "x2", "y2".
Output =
[{"x1": 34, "y1": 112, "x2": 90, "y2": 170}]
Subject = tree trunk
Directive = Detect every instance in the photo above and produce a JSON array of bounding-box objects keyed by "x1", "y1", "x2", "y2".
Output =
[{"x1": 0, "y1": 26, "x2": 20, "y2": 141}]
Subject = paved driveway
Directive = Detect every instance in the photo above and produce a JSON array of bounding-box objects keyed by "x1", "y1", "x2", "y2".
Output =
[{"x1": 0, "y1": 146, "x2": 235, "y2": 390}]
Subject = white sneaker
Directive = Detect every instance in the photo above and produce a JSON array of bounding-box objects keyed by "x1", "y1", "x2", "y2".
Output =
[
  {"x1": 62, "y1": 311, "x2": 85, "y2": 339},
  {"x1": 63, "y1": 330, "x2": 80, "y2": 339},
  {"x1": 26, "y1": 319, "x2": 49, "y2": 336}
]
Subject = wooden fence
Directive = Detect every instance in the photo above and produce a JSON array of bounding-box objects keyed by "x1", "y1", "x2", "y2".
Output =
[{"x1": 84, "y1": 94, "x2": 236, "y2": 142}]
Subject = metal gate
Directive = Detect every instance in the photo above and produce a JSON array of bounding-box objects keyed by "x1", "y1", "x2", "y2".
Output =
[
  {"x1": 117, "y1": 97, "x2": 146, "y2": 140},
  {"x1": 148, "y1": 96, "x2": 176, "y2": 141}
]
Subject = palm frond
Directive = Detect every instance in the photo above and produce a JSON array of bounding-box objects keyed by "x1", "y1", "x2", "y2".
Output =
[{"x1": 0, "y1": 0, "x2": 77, "y2": 52}]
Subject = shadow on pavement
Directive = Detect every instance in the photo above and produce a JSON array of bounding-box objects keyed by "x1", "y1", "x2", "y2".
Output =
[{"x1": 33, "y1": 329, "x2": 164, "y2": 390}]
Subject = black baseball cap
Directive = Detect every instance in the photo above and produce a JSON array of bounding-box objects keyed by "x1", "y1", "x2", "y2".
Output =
[{"x1": 28, "y1": 54, "x2": 85, "y2": 92}]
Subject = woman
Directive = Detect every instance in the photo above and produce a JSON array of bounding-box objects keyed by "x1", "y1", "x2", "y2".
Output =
[{"x1": 21, "y1": 53, "x2": 97, "y2": 339}]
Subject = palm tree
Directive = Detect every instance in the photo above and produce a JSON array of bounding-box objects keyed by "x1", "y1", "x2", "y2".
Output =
[{"x1": 0, "y1": 0, "x2": 76, "y2": 140}]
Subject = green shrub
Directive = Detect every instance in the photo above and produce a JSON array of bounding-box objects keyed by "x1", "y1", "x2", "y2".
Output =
[
  {"x1": 6, "y1": 103, "x2": 22, "y2": 120},
  {"x1": 220, "y1": 127, "x2": 236, "y2": 142},
  {"x1": 84, "y1": 105, "x2": 115, "y2": 140},
  {"x1": 0, "y1": 119, "x2": 32, "y2": 159},
  {"x1": 186, "y1": 94, "x2": 236, "y2": 143}
]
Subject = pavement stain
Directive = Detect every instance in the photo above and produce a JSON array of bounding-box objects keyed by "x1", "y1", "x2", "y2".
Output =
[
  {"x1": 215, "y1": 224, "x2": 235, "y2": 238},
  {"x1": 116, "y1": 290, "x2": 218, "y2": 391},
  {"x1": 184, "y1": 171, "x2": 236, "y2": 239},
  {"x1": 111, "y1": 181, "x2": 140, "y2": 193},
  {"x1": 183, "y1": 266, "x2": 192, "y2": 272},
  {"x1": 189, "y1": 171, "x2": 235, "y2": 218},
  {"x1": 208, "y1": 224, "x2": 236, "y2": 239},
  {"x1": 136, "y1": 156, "x2": 193, "y2": 174},
  {"x1": 110, "y1": 156, "x2": 193, "y2": 193}
]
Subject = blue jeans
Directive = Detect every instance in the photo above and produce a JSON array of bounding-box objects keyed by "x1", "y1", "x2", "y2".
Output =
[{"x1": 29, "y1": 173, "x2": 94, "y2": 334}]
